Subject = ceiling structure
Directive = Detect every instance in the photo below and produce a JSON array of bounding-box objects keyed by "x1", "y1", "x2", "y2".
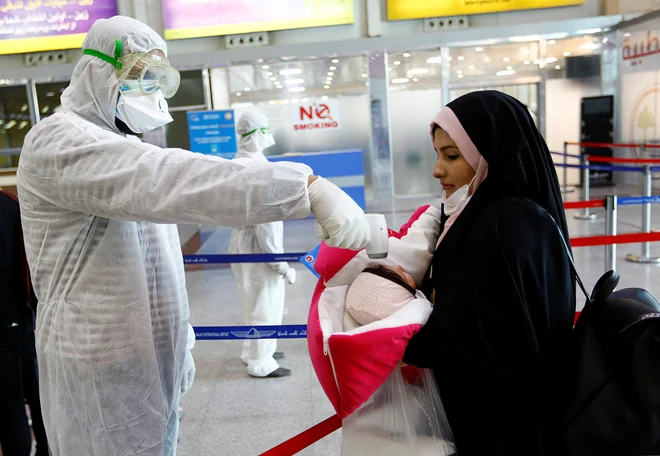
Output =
[
  {"x1": 225, "y1": 34, "x2": 604, "y2": 106},
  {"x1": 0, "y1": 32, "x2": 606, "y2": 152}
]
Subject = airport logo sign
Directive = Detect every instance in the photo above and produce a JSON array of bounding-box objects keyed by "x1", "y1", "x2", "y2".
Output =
[{"x1": 622, "y1": 31, "x2": 660, "y2": 73}]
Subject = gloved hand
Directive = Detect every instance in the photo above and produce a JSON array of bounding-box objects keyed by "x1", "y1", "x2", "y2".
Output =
[
  {"x1": 272, "y1": 262, "x2": 289, "y2": 276},
  {"x1": 308, "y1": 177, "x2": 370, "y2": 250},
  {"x1": 285, "y1": 268, "x2": 296, "y2": 285},
  {"x1": 181, "y1": 350, "x2": 196, "y2": 396}
]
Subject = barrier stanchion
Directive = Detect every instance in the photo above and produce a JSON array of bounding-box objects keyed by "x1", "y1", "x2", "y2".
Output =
[
  {"x1": 562, "y1": 142, "x2": 575, "y2": 194},
  {"x1": 575, "y1": 156, "x2": 598, "y2": 220},
  {"x1": 605, "y1": 195, "x2": 617, "y2": 271},
  {"x1": 626, "y1": 164, "x2": 660, "y2": 263}
]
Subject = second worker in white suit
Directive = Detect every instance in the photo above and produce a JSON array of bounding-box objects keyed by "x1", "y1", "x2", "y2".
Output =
[{"x1": 230, "y1": 112, "x2": 296, "y2": 378}]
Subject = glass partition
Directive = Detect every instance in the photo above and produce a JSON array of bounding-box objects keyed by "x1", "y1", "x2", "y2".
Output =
[
  {"x1": 0, "y1": 84, "x2": 30, "y2": 168},
  {"x1": 36, "y1": 81, "x2": 68, "y2": 120},
  {"x1": 226, "y1": 55, "x2": 370, "y2": 157},
  {"x1": 544, "y1": 35, "x2": 604, "y2": 186},
  {"x1": 387, "y1": 49, "x2": 443, "y2": 197},
  {"x1": 448, "y1": 42, "x2": 541, "y2": 87},
  {"x1": 164, "y1": 70, "x2": 206, "y2": 149},
  {"x1": 168, "y1": 70, "x2": 206, "y2": 109}
]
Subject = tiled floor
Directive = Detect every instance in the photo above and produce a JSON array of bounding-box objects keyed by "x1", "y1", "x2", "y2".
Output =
[{"x1": 178, "y1": 183, "x2": 660, "y2": 456}]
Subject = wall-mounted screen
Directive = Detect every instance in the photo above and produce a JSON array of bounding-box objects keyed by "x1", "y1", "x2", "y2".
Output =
[
  {"x1": 163, "y1": 0, "x2": 354, "y2": 40},
  {"x1": 0, "y1": 0, "x2": 118, "y2": 55},
  {"x1": 387, "y1": 0, "x2": 584, "y2": 21}
]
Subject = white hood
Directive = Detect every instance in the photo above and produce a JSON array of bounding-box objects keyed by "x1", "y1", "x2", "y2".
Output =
[
  {"x1": 60, "y1": 15, "x2": 167, "y2": 132},
  {"x1": 236, "y1": 111, "x2": 273, "y2": 160}
]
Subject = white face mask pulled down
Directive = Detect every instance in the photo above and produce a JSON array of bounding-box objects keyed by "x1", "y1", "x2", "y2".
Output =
[
  {"x1": 116, "y1": 90, "x2": 173, "y2": 134},
  {"x1": 441, "y1": 175, "x2": 476, "y2": 216}
]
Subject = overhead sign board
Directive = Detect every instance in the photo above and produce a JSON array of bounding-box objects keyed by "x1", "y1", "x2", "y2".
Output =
[
  {"x1": 387, "y1": 0, "x2": 584, "y2": 21},
  {"x1": 0, "y1": 0, "x2": 118, "y2": 55},
  {"x1": 163, "y1": 0, "x2": 354, "y2": 41}
]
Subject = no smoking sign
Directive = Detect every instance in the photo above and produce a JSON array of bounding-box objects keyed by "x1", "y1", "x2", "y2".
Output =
[{"x1": 292, "y1": 99, "x2": 341, "y2": 132}]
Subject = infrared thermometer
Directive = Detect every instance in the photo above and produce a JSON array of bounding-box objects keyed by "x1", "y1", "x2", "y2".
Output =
[{"x1": 365, "y1": 213, "x2": 389, "y2": 259}]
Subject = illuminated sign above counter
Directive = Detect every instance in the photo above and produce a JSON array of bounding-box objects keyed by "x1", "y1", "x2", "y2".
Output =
[
  {"x1": 0, "y1": 0, "x2": 118, "y2": 55},
  {"x1": 163, "y1": 0, "x2": 354, "y2": 40},
  {"x1": 387, "y1": 0, "x2": 584, "y2": 21}
]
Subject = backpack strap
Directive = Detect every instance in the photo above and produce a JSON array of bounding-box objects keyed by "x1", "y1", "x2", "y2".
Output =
[{"x1": 539, "y1": 206, "x2": 592, "y2": 304}]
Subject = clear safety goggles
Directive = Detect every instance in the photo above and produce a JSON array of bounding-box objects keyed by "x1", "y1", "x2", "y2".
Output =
[
  {"x1": 241, "y1": 127, "x2": 271, "y2": 137},
  {"x1": 83, "y1": 39, "x2": 181, "y2": 99}
]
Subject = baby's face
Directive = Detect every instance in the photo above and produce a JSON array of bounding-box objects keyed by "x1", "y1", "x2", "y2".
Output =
[{"x1": 386, "y1": 264, "x2": 416, "y2": 290}]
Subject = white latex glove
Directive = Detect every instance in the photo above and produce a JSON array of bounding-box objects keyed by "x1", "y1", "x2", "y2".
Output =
[
  {"x1": 308, "y1": 177, "x2": 370, "y2": 250},
  {"x1": 285, "y1": 268, "x2": 296, "y2": 285},
  {"x1": 181, "y1": 350, "x2": 196, "y2": 396},
  {"x1": 271, "y1": 262, "x2": 289, "y2": 276}
]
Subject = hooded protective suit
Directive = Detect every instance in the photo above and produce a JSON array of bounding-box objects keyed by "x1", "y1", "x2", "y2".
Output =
[
  {"x1": 16, "y1": 17, "x2": 315, "y2": 456},
  {"x1": 230, "y1": 112, "x2": 295, "y2": 377}
]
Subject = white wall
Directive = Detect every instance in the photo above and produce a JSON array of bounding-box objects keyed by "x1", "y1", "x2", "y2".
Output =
[{"x1": 546, "y1": 77, "x2": 602, "y2": 186}]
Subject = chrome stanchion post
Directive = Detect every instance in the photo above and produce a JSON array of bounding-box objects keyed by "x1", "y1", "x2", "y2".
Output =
[
  {"x1": 626, "y1": 164, "x2": 660, "y2": 263},
  {"x1": 563, "y1": 142, "x2": 568, "y2": 195},
  {"x1": 561, "y1": 142, "x2": 575, "y2": 195},
  {"x1": 605, "y1": 195, "x2": 617, "y2": 272},
  {"x1": 575, "y1": 156, "x2": 598, "y2": 220}
]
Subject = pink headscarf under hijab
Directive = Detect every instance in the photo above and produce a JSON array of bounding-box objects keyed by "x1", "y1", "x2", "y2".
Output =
[{"x1": 431, "y1": 107, "x2": 489, "y2": 246}]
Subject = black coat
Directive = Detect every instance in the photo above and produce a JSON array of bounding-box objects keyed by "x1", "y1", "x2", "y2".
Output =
[
  {"x1": 0, "y1": 191, "x2": 35, "y2": 341},
  {"x1": 404, "y1": 91, "x2": 576, "y2": 455}
]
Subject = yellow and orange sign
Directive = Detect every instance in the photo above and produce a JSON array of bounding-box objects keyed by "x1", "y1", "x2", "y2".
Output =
[{"x1": 387, "y1": 0, "x2": 584, "y2": 21}]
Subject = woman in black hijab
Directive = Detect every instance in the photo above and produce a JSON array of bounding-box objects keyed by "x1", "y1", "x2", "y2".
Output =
[{"x1": 403, "y1": 91, "x2": 576, "y2": 455}]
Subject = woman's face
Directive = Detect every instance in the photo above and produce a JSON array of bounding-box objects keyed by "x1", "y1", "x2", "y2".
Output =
[{"x1": 432, "y1": 127, "x2": 476, "y2": 197}]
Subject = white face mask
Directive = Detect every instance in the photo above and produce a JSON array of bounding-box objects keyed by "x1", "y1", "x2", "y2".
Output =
[
  {"x1": 116, "y1": 90, "x2": 173, "y2": 134},
  {"x1": 243, "y1": 131, "x2": 275, "y2": 153},
  {"x1": 441, "y1": 176, "x2": 476, "y2": 216},
  {"x1": 261, "y1": 133, "x2": 275, "y2": 150}
]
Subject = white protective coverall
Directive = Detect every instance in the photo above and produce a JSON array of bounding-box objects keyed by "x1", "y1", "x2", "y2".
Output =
[
  {"x1": 16, "y1": 17, "x2": 317, "y2": 456},
  {"x1": 230, "y1": 112, "x2": 296, "y2": 377}
]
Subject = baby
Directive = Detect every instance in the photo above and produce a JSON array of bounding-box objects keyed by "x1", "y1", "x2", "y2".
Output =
[{"x1": 345, "y1": 264, "x2": 420, "y2": 326}]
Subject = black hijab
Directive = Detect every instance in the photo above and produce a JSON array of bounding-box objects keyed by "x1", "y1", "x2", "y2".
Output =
[
  {"x1": 405, "y1": 91, "x2": 576, "y2": 456},
  {"x1": 434, "y1": 90, "x2": 570, "y2": 264}
]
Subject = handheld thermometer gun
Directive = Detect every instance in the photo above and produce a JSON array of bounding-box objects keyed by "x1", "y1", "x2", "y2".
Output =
[
  {"x1": 313, "y1": 213, "x2": 389, "y2": 258},
  {"x1": 365, "y1": 213, "x2": 389, "y2": 259}
]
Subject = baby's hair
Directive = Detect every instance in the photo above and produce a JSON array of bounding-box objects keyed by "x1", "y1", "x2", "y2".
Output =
[{"x1": 361, "y1": 264, "x2": 416, "y2": 296}]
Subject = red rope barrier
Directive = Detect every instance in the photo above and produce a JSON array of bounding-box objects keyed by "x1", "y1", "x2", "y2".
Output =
[
  {"x1": 571, "y1": 232, "x2": 660, "y2": 248},
  {"x1": 563, "y1": 199, "x2": 605, "y2": 210},
  {"x1": 587, "y1": 155, "x2": 660, "y2": 165},
  {"x1": 565, "y1": 141, "x2": 642, "y2": 149},
  {"x1": 260, "y1": 415, "x2": 342, "y2": 456},
  {"x1": 564, "y1": 141, "x2": 660, "y2": 150}
]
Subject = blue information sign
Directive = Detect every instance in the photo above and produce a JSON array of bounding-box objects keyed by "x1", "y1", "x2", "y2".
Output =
[{"x1": 187, "y1": 110, "x2": 237, "y2": 158}]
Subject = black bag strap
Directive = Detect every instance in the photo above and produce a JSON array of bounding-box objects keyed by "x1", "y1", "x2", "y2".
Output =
[
  {"x1": 555, "y1": 224, "x2": 592, "y2": 305},
  {"x1": 541, "y1": 209, "x2": 592, "y2": 304}
]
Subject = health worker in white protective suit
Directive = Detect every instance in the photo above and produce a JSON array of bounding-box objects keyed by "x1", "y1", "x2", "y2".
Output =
[
  {"x1": 16, "y1": 16, "x2": 370, "y2": 456},
  {"x1": 230, "y1": 113, "x2": 297, "y2": 378}
]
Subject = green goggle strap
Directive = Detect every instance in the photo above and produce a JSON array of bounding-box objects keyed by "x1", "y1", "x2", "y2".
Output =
[
  {"x1": 83, "y1": 39, "x2": 123, "y2": 70},
  {"x1": 241, "y1": 127, "x2": 268, "y2": 137}
]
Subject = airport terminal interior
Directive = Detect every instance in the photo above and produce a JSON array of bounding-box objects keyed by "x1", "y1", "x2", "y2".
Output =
[{"x1": 2, "y1": 0, "x2": 660, "y2": 454}]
